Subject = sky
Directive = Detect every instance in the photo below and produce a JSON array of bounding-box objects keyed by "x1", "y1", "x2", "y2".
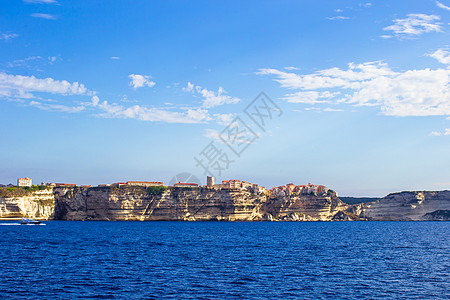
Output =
[{"x1": 1, "y1": 0, "x2": 450, "y2": 196}]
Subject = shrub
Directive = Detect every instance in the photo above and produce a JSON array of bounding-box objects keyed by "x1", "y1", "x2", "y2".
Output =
[{"x1": 147, "y1": 186, "x2": 167, "y2": 195}]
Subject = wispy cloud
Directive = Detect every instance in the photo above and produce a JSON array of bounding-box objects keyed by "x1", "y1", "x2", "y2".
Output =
[
  {"x1": 430, "y1": 131, "x2": 442, "y2": 136},
  {"x1": 0, "y1": 72, "x2": 215, "y2": 124},
  {"x1": 29, "y1": 100, "x2": 85, "y2": 113},
  {"x1": 24, "y1": 0, "x2": 58, "y2": 3},
  {"x1": 213, "y1": 113, "x2": 234, "y2": 125},
  {"x1": 256, "y1": 60, "x2": 450, "y2": 117},
  {"x1": 7, "y1": 56, "x2": 61, "y2": 69},
  {"x1": 324, "y1": 107, "x2": 344, "y2": 112},
  {"x1": 128, "y1": 74, "x2": 155, "y2": 89},
  {"x1": 0, "y1": 72, "x2": 90, "y2": 99},
  {"x1": 30, "y1": 13, "x2": 57, "y2": 20},
  {"x1": 183, "y1": 82, "x2": 240, "y2": 108},
  {"x1": 110, "y1": 57, "x2": 120, "y2": 60},
  {"x1": 89, "y1": 96, "x2": 210, "y2": 124},
  {"x1": 284, "y1": 66, "x2": 299, "y2": 70},
  {"x1": 427, "y1": 48, "x2": 450, "y2": 65},
  {"x1": 430, "y1": 128, "x2": 450, "y2": 136},
  {"x1": 436, "y1": 1, "x2": 450, "y2": 11},
  {"x1": 203, "y1": 129, "x2": 222, "y2": 142},
  {"x1": 327, "y1": 16, "x2": 349, "y2": 20},
  {"x1": 383, "y1": 14, "x2": 442, "y2": 39},
  {"x1": 282, "y1": 91, "x2": 338, "y2": 104},
  {"x1": 0, "y1": 33, "x2": 19, "y2": 41}
]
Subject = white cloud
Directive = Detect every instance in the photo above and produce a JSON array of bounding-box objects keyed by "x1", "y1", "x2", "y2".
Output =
[
  {"x1": 0, "y1": 73, "x2": 213, "y2": 124},
  {"x1": 380, "y1": 35, "x2": 393, "y2": 39},
  {"x1": 91, "y1": 96, "x2": 210, "y2": 123},
  {"x1": 203, "y1": 125, "x2": 259, "y2": 144},
  {"x1": 430, "y1": 128, "x2": 450, "y2": 136},
  {"x1": 0, "y1": 72, "x2": 90, "y2": 99},
  {"x1": 323, "y1": 107, "x2": 344, "y2": 112},
  {"x1": 7, "y1": 56, "x2": 60, "y2": 69},
  {"x1": 24, "y1": 0, "x2": 58, "y2": 3},
  {"x1": 282, "y1": 91, "x2": 338, "y2": 104},
  {"x1": 327, "y1": 16, "x2": 349, "y2": 20},
  {"x1": 430, "y1": 131, "x2": 442, "y2": 136},
  {"x1": 29, "y1": 100, "x2": 85, "y2": 113},
  {"x1": 383, "y1": 14, "x2": 442, "y2": 38},
  {"x1": 214, "y1": 113, "x2": 234, "y2": 125},
  {"x1": 91, "y1": 95, "x2": 100, "y2": 106},
  {"x1": 128, "y1": 74, "x2": 155, "y2": 89},
  {"x1": 427, "y1": 48, "x2": 450, "y2": 65},
  {"x1": 30, "y1": 13, "x2": 57, "y2": 20},
  {"x1": 284, "y1": 66, "x2": 299, "y2": 70},
  {"x1": 436, "y1": 1, "x2": 450, "y2": 11},
  {"x1": 183, "y1": 82, "x2": 240, "y2": 108},
  {"x1": 198, "y1": 86, "x2": 240, "y2": 108},
  {"x1": 110, "y1": 57, "x2": 120, "y2": 60},
  {"x1": 203, "y1": 129, "x2": 222, "y2": 141},
  {"x1": 256, "y1": 61, "x2": 450, "y2": 117},
  {"x1": 0, "y1": 33, "x2": 19, "y2": 41},
  {"x1": 335, "y1": 9, "x2": 343, "y2": 13},
  {"x1": 183, "y1": 82, "x2": 194, "y2": 92}
]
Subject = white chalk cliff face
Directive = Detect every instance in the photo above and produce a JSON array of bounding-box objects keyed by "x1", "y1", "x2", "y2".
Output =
[
  {"x1": 361, "y1": 191, "x2": 450, "y2": 221},
  {"x1": 0, "y1": 187, "x2": 449, "y2": 221},
  {"x1": 0, "y1": 189, "x2": 55, "y2": 220}
]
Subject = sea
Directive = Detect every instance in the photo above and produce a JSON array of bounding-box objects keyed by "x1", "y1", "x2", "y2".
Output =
[{"x1": 0, "y1": 221, "x2": 448, "y2": 299}]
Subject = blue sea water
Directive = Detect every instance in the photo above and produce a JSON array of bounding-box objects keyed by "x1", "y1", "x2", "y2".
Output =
[{"x1": 0, "y1": 221, "x2": 448, "y2": 299}]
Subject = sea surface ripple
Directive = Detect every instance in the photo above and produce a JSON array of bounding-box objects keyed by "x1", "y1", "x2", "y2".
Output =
[{"x1": 0, "y1": 221, "x2": 448, "y2": 299}]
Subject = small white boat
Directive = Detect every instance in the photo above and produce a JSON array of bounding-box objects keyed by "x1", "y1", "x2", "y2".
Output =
[{"x1": 20, "y1": 218, "x2": 42, "y2": 225}]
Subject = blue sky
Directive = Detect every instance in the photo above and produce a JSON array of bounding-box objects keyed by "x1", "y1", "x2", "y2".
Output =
[{"x1": 1, "y1": 0, "x2": 450, "y2": 196}]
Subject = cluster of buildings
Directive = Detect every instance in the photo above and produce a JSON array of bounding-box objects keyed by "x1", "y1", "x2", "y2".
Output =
[
  {"x1": 9, "y1": 177, "x2": 334, "y2": 197},
  {"x1": 270, "y1": 183, "x2": 335, "y2": 197},
  {"x1": 208, "y1": 177, "x2": 266, "y2": 193}
]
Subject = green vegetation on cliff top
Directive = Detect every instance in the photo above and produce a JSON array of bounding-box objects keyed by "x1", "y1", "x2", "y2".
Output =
[
  {"x1": 147, "y1": 186, "x2": 167, "y2": 195},
  {"x1": 339, "y1": 197, "x2": 379, "y2": 205},
  {"x1": 0, "y1": 185, "x2": 51, "y2": 198}
]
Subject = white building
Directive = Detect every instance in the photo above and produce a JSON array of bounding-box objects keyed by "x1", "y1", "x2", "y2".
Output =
[
  {"x1": 207, "y1": 176, "x2": 215, "y2": 187},
  {"x1": 17, "y1": 177, "x2": 32, "y2": 187}
]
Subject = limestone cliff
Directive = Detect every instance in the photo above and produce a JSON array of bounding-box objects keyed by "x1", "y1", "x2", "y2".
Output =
[
  {"x1": 262, "y1": 193, "x2": 350, "y2": 221},
  {"x1": 359, "y1": 190, "x2": 450, "y2": 221},
  {"x1": 0, "y1": 189, "x2": 54, "y2": 220},
  {"x1": 52, "y1": 186, "x2": 349, "y2": 221},
  {"x1": 1, "y1": 186, "x2": 449, "y2": 221},
  {"x1": 54, "y1": 186, "x2": 268, "y2": 221}
]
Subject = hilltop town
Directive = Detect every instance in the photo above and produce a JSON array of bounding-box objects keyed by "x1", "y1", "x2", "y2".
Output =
[
  {"x1": 0, "y1": 176, "x2": 448, "y2": 221},
  {"x1": 4, "y1": 176, "x2": 336, "y2": 198}
]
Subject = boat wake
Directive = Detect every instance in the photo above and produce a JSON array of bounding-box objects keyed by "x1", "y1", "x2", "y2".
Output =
[{"x1": 0, "y1": 223, "x2": 46, "y2": 226}]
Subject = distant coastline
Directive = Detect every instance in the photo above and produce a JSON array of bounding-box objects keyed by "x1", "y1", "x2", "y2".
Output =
[{"x1": 0, "y1": 181, "x2": 448, "y2": 221}]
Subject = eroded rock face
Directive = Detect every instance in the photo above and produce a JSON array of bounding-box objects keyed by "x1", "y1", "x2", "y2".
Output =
[
  {"x1": 0, "y1": 189, "x2": 55, "y2": 220},
  {"x1": 52, "y1": 186, "x2": 350, "y2": 221},
  {"x1": 262, "y1": 194, "x2": 347, "y2": 221},
  {"x1": 54, "y1": 186, "x2": 269, "y2": 221},
  {"x1": 361, "y1": 191, "x2": 450, "y2": 221},
  {"x1": 2, "y1": 187, "x2": 449, "y2": 221}
]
